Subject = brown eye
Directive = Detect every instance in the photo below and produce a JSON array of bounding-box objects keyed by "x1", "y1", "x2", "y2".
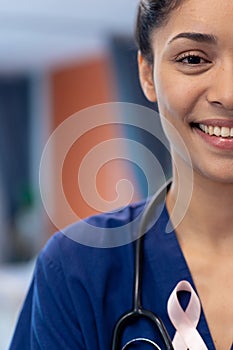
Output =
[
  {"x1": 184, "y1": 55, "x2": 202, "y2": 64},
  {"x1": 174, "y1": 51, "x2": 212, "y2": 74},
  {"x1": 176, "y1": 53, "x2": 210, "y2": 65}
]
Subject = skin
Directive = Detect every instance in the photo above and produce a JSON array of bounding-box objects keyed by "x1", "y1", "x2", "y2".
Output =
[{"x1": 138, "y1": 0, "x2": 233, "y2": 349}]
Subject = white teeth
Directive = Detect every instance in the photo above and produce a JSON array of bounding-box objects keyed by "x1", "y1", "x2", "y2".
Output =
[
  {"x1": 199, "y1": 124, "x2": 205, "y2": 132},
  {"x1": 221, "y1": 127, "x2": 230, "y2": 137},
  {"x1": 199, "y1": 124, "x2": 233, "y2": 137},
  {"x1": 214, "y1": 126, "x2": 221, "y2": 136},
  {"x1": 209, "y1": 126, "x2": 214, "y2": 135}
]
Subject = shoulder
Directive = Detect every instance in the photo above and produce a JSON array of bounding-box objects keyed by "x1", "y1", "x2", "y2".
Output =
[{"x1": 39, "y1": 199, "x2": 148, "y2": 276}]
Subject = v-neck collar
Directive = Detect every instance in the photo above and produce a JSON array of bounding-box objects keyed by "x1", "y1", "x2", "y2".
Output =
[{"x1": 144, "y1": 203, "x2": 218, "y2": 349}]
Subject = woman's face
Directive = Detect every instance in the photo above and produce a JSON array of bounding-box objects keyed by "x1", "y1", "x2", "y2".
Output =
[{"x1": 139, "y1": 0, "x2": 233, "y2": 183}]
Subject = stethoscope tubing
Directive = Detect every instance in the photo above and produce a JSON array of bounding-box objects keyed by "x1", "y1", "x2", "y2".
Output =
[
  {"x1": 112, "y1": 179, "x2": 174, "y2": 350},
  {"x1": 122, "y1": 337, "x2": 162, "y2": 349}
]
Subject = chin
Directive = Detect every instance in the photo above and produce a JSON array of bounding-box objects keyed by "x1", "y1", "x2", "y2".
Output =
[{"x1": 196, "y1": 167, "x2": 233, "y2": 185}]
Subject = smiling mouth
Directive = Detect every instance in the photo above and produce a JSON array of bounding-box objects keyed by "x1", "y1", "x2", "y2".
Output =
[{"x1": 193, "y1": 123, "x2": 233, "y2": 138}]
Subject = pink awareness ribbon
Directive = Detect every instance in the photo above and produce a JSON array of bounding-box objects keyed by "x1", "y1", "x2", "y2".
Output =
[{"x1": 167, "y1": 280, "x2": 208, "y2": 350}]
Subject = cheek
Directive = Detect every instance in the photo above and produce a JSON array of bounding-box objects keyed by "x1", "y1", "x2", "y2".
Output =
[
  {"x1": 156, "y1": 85, "x2": 187, "y2": 126},
  {"x1": 156, "y1": 84, "x2": 187, "y2": 152},
  {"x1": 154, "y1": 74, "x2": 196, "y2": 164},
  {"x1": 155, "y1": 77, "x2": 185, "y2": 121},
  {"x1": 154, "y1": 70, "x2": 201, "y2": 123}
]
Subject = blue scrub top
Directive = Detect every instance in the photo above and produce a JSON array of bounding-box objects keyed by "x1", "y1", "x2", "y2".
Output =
[{"x1": 9, "y1": 201, "x2": 230, "y2": 350}]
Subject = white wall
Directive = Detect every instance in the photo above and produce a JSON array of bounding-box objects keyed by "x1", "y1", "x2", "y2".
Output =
[{"x1": 0, "y1": 0, "x2": 138, "y2": 72}]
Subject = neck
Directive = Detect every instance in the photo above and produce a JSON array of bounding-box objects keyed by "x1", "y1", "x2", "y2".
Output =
[{"x1": 167, "y1": 160, "x2": 233, "y2": 252}]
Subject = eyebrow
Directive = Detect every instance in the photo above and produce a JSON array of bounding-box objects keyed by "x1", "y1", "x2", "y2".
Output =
[{"x1": 168, "y1": 32, "x2": 218, "y2": 45}]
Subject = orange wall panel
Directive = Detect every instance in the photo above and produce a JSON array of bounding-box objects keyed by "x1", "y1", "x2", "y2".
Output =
[
  {"x1": 50, "y1": 55, "x2": 124, "y2": 229},
  {"x1": 51, "y1": 56, "x2": 116, "y2": 127}
]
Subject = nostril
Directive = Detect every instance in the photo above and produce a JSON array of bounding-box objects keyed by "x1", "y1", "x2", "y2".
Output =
[
  {"x1": 209, "y1": 99, "x2": 233, "y2": 111},
  {"x1": 211, "y1": 100, "x2": 223, "y2": 106}
]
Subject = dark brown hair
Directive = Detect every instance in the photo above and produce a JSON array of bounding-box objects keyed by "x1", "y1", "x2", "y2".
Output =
[{"x1": 135, "y1": 0, "x2": 183, "y2": 63}]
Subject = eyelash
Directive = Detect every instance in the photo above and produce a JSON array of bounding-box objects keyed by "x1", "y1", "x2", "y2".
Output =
[{"x1": 176, "y1": 52, "x2": 210, "y2": 65}]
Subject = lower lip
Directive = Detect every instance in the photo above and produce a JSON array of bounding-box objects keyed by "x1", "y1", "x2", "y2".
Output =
[{"x1": 194, "y1": 127, "x2": 233, "y2": 150}]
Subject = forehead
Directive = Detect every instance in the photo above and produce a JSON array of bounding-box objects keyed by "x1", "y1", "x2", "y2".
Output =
[{"x1": 152, "y1": 0, "x2": 233, "y2": 45}]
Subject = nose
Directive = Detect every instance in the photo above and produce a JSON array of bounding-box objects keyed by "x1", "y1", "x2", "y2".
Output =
[{"x1": 207, "y1": 61, "x2": 233, "y2": 111}]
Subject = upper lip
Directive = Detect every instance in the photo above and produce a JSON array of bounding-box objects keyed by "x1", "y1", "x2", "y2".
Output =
[{"x1": 194, "y1": 119, "x2": 233, "y2": 128}]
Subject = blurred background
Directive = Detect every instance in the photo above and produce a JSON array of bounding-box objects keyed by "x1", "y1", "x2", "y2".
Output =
[{"x1": 0, "y1": 1, "x2": 171, "y2": 349}]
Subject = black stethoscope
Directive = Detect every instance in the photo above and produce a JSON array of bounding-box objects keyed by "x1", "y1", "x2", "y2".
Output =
[{"x1": 112, "y1": 179, "x2": 175, "y2": 350}]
